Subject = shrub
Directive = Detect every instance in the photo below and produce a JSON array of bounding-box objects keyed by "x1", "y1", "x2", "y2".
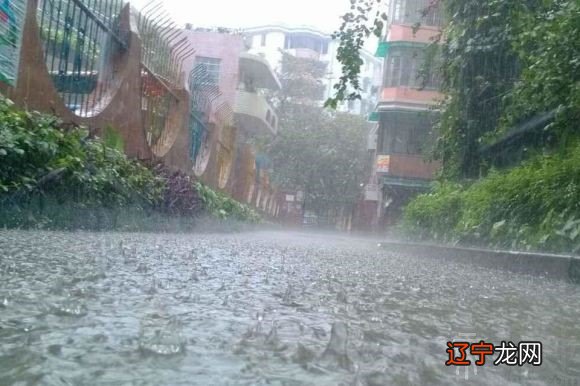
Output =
[
  {"x1": 402, "y1": 142, "x2": 580, "y2": 254},
  {"x1": 195, "y1": 182, "x2": 261, "y2": 223},
  {"x1": 0, "y1": 96, "x2": 261, "y2": 229}
]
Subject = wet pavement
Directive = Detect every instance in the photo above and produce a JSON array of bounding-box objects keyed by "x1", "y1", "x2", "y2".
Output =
[{"x1": 0, "y1": 230, "x2": 579, "y2": 385}]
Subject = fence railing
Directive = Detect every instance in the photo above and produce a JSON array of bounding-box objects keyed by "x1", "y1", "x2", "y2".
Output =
[
  {"x1": 136, "y1": 0, "x2": 194, "y2": 152},
  {"x1": 188, "y1": 65, "x2": 221, "y2": 167},
  {"x1": 37, "y1": 0, "x2": 125, "y2": 117},
  {"x1": 137, "y1": 0, "x2": 194, "y2": 88}
]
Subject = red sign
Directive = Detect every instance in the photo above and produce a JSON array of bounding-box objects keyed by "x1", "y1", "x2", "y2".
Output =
[{"x1": 376, "y1": 155, "x2": 391, "y2": 174}]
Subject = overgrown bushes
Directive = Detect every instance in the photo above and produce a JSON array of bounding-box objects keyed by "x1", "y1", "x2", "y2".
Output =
[
  {"x1": 0, "y1": 97, "x2": 261, "y2": 230},
  {"x1": 0, "y1": 98, "x2": 163, "y2": 209},
  {"x1": 402, "y1": 143, "x2": 580, "y2": 254},
  {"x1": 195, "y1": 182, "x2": 261, "y2": 223}
]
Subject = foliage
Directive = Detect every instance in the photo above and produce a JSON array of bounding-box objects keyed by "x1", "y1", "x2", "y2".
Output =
[
  {"x1": 401, "y1": 182, "x2": 464, "y2": 242},
  {"x1": 500, "y1": 0, "x2": 580, "y2": 142},
  {"x1": 432, "y1": 0, "x2": 531, "y2": 178},
  {"x1": 0, "y1": 97, "x2": 163, "y2": 208},
  {"x1": 153, "y1": 165, "x2": 203, "y2": 217},
  {"x1": 103, "y1": 125, "x2": 125, "y2": 153},
  {"x1": 402, "y1": 142, "x2": 580, "y2": 254},
  {"x1": 277, "y1": 52, "x2": 328, "y2": 102},
  {"x1": 195, "y1": 182, "x2": 261, "y2": 223},
  {"x1": 267, "y1": 54, "x2": 371, "y2": 220},
  {"x1": 334, "y1": 0, "x2": 578, "y2": 178},
  {"x1": 0, "y1": 96, "x2": 260, "y2": 229},
  {"x1": 325, "y1": 0, "x2": 387, "y2": 108},
  {"x1": 269, "y1": 111, "x2": 370, "y2": 215}
]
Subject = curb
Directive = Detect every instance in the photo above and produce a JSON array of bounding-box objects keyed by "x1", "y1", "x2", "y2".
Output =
[{"x1": 378, "y1": 241, "x2": 580, "y2": 284}]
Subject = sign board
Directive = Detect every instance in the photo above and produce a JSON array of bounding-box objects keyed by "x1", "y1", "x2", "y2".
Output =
[
  {"x1": 0, "y1": 0, "x2": 27, "y2": 86},
  {"x1": 376, "y1": 155, "x2": 391, "y2": 174},
  {"x1": 285, "y1": 194, "x2": 295, "y2": 202},
  {"x1": 364, "y1": 184, "x2": 379, "y2": 201}
]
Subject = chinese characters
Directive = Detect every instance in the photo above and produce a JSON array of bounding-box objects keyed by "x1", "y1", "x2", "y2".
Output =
[{"x1": 446, "y1": 341, "x2": 542, "y2": 367}]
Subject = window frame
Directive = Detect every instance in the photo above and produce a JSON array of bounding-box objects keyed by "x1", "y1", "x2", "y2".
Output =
[{"x1": 194, "y1": 56, "x2": 221, "y2": 86}]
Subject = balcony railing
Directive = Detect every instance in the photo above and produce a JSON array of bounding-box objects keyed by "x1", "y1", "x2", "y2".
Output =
[
  {"x1": 376, "y1": 154, "x2": 440, "y2": 180},
  {"x1": 234, "y1": 91, "x2": 278, "y2": 135}
]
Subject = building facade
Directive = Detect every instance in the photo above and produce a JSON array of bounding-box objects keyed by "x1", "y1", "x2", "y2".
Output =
[
  {"x1": 365, "y1": 0, "x2": 444, "y2": 230},
  {"x1": 243, "y1": 25, "x2": 383, "y2": 116},
  {"x1": 179, "y1": 28, "x2": 283, "y2": 215}
]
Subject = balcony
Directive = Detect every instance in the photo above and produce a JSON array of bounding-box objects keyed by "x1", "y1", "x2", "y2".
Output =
[
  {"x1": 376, "y1": 154, "x2": 440, "y2": 181},
  {"x1": 287, "y1": 48, "x2": 320, "y2": 60},
  {"x1": 378, "y1": 87, "x2": 443, "y2": 111},
  {"x1": 238, "y1": 52, "x2": 281, "y2": 91},
  {"x1": 234, "y1": 91, "x2": 278, "y2": 136},
  {"x1": 387, "y1": 25, "x2": 441, "y2": 44}
]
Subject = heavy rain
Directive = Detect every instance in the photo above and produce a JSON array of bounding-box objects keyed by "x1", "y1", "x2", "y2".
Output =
[{"x1": 1, "y1": 0, "x2": 579, "y2": 385}]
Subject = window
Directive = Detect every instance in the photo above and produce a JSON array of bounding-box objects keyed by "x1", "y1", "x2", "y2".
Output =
[
  {"x1": 393, "y1": 0, "x2": 406, "y2": 23},
  {"x1": 379, "y1": 112, "x2": 435, "y2": 155},
  {"x1": 195, "y1": 56, "x2": 221, "y2": 85},
  {"x1": 286, "y1": 33, "x2": 327, "y2": 54},
  {"x1": 408, "y1": 56, "x2": 418, "y2": 87},
  {"x1": 384, "y1": 48, "x2": 441, "y2": 89},
  {"x1": 386, "y1": 55, "x2": 402, "y2": 87},
  {"x1": 261, "y1": 33, "x2": 267, "y2": 46},
  {"x1": 391, "y1": 0, "x2": 442, "y2": 26},
  {"x1": 425, "y1": 5, "x2": 442, "y2": 27}
]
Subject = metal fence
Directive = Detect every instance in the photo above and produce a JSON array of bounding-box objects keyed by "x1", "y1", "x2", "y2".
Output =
[
  {"x1": 137, "y1": 1, "x2": 193, "y2": 88},
  {"x1": 140, "y1": 66, "x2": 175, "y2": 148},
  {"x1": 37, "y1": 0, "x2": 125, "y2": 116},
  {"x1": 188, "y1": 65, "x2": 220, "y2": 165},
  {"x1": 137, "y1": 1, "x2": 193, "y2": 151}
]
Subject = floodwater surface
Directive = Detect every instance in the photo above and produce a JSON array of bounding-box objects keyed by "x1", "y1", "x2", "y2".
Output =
[{"x1": 0, "y1": 230, "x2": 579, "y2": 385}]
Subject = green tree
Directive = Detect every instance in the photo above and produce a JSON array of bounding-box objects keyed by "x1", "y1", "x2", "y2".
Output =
[{"x1": 267, "y1": 53, "x2": 371, "y2": 222}]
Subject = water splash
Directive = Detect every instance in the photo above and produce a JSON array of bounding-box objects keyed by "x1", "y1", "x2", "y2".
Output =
[
  {"x1": 139, "y1": 317, "x2": 186, "y2": 357},
  {"x1": 319, "y1": 322, "x2": 355, "y2": 372}
]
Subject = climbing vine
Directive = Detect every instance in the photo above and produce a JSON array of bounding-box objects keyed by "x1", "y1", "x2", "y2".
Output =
[{"x1": 333, "y1": 0, "x2": 579, "y2": 179}]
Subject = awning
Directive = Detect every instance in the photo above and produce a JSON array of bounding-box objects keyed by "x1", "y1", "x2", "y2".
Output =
[
  {"x1": 375, "y1": 41, "x2": 389, "y2": 57},
  {"x1": 368, "y1": 111, "x2": 379, "y2": 122},
  {"x1": 381, "y1": 176, "x2": 432, "y2": 189},
  {"x1": 375, "y1": 41, "x2": 429, "y2": 58}
]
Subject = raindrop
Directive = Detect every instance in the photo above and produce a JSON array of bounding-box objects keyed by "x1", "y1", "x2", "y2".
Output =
[{"x1": 50, "y1": 300, "x2": 88, "y2": 317}]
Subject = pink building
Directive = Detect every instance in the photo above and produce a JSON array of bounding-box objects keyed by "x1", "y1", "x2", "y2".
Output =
[{"x1": 363, "y1": 0, "x2": 444, "y2": 230}]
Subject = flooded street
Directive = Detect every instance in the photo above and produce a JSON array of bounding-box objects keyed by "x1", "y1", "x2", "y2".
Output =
[{"x1": 1, "y1": 230, "x2": 579, "y2": 385}]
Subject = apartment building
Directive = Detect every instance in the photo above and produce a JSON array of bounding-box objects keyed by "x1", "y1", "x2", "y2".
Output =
[
  {"x1": 243, "y1": 24, "x2": 383, "y2": 116},
  {"x1": 180, "y1": 28, "x2": 282, "y2": 214},
  {"x1": 365, "y1": 0, "x2": 444, "y2": 229}
]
